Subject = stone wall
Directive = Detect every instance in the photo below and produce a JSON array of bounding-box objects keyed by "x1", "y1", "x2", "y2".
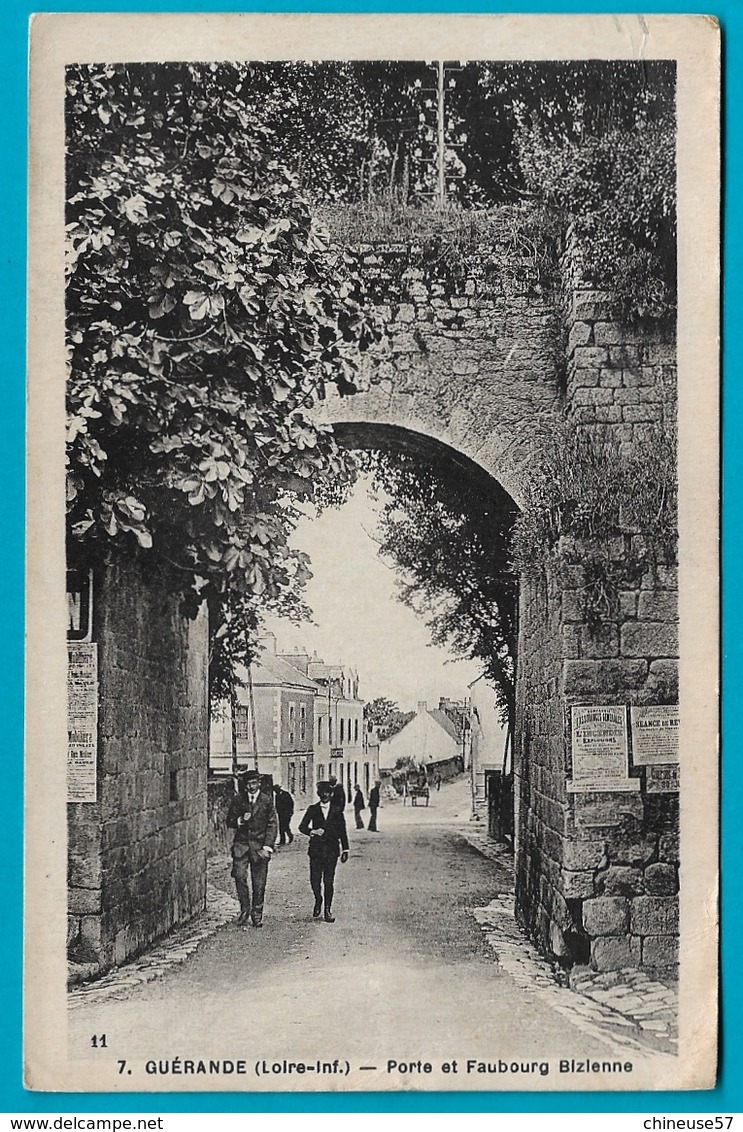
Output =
[
  {"x1": 514, "y1": 275, "x2": 679, "y2": 973},
  {"x1": 321, "y1": 218, "x2": 679, "y2": 975},
  {"x1": 322, "y1": 230, "x2": 563, "y2": 507},
  {"x1": 67, "y1": 555, "x2": 209, "y2": 974}
]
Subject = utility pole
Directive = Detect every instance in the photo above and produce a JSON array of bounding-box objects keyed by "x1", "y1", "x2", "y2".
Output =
[
  {"x1": 230, "y1": 687, "x2": 239, "y2": 790},
  {"x1": 436, "y1": 59, "x2": 446, "y2": 205},
  {"x1": 246, "y1": 656, "x2": 259, "y2": 772}
]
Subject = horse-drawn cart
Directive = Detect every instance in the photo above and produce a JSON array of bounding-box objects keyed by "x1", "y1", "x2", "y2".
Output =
[{"x1": 405, "y1": 781, "x2": 430, "y2": 807}]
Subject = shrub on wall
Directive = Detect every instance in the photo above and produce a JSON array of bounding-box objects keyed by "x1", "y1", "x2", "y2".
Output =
[{"x1": 511, "y1": 421, "x2": 677, "y2": 628}]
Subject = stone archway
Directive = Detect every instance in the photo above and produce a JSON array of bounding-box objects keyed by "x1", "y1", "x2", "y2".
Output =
[{"x1": 69, "y1": 222, "x2": 679, "y2": 979}]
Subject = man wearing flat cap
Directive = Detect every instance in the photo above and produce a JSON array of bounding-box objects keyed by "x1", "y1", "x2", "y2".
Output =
[
  {"x1": 226, "y1": 769, "x2": 278, "y2": 928},
  {"x1": 298, "y1": 780, "x2": 349, "y2": 922}
]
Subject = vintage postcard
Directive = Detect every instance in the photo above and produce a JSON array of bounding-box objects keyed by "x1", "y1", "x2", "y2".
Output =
[{"x1": 25, "y1": 13, "x2": 719, "y2": 1093}]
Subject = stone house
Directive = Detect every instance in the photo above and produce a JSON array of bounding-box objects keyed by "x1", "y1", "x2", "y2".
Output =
[
  {"x1": 379, "y1": 701, "x2": 464, "y2": 779},
  {"x1": 302, "y1": 653, "x2": 369, "y2": 800},
  {"x1": 209, "y1": 634, "x2": 316, "y2": 804}
]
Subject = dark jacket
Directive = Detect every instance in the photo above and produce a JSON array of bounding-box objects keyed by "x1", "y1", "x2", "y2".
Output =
[
  {"x1": 369, "y1": 784, "x2": 380, "y2": 809},
  {"x1": 299, "y1": 802, "x2": 349, "y2": 858},
  {"x1": 274, "y1": 788, "x2": 294, "y2": 819},
  {"x1": 330, "y1": 782, "x2": 346, "y2": 809},
  {"x1": 353, "y1": 788, "x2": 365, "y2": 813},
  {"x1": 227, "y1": 789, "x2": 278, "y2": 863}
]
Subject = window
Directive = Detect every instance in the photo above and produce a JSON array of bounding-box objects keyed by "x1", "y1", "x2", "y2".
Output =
[
  {"x1": 235, "y1": 706, "x2": 251, "y2": 740},
  {"x1": 354, "y1": 718, "x2": 359, "y2": 743},
  {"x1": 299, "y1": 759, "x2": 307, "y2": 795},
  {"x1": 318, "y1": 764, "x2": 325, "y2": 783},
  {"x1": 329, "y1": 717, "x2": 333, "y2": 744},
  {"x1": 318, "y1": 716, "x2": 323, "y2": 745},
  {"x1": 340, "y1": 718, "x2": 345, "y2": 743},
  {"x1": 299, "y1": 703, "x2": 306, "y2": 743},
  {"x1": 288, "y1": 702, "x2": 296, "y2": 747},
  {"x1": 288, "y1": 762, "x2": 296, "y2": 794}
]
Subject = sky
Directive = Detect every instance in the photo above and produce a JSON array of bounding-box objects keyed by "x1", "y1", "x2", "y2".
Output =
[{"x1": 263, "y1": 474, "x2": 483, "y2": 712}]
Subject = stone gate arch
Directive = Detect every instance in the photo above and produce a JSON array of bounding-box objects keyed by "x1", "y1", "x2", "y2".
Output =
[{"x1": 67, "y1": 221, "x2": 680, "y2": 980}]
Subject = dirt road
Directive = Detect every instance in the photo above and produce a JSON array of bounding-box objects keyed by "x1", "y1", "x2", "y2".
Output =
[{"x1": 66, "y1": 780, "x2": 656, "y2": 1092}]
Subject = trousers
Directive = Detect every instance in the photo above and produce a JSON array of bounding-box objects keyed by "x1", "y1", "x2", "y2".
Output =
[
  {"x1": 309, "y1": 851, "x2": 339, "y2": 913},
  {"x1": 231, "y1": 852, "x2": 269, "y2": 924}
]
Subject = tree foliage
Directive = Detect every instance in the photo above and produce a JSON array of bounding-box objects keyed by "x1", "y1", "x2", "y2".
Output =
[
  {"x1": 360, "y1": 453, "x2": 519, "y2": 727},
  {"x1": 65, "y1": 63, "x2": 377, "y2": 696},
  {"x1": 363, "y1": 696, "x2": 415, "y2": 742},
  {"x1": 241, "y1": 60, "x2": 676, "y2": 319}
]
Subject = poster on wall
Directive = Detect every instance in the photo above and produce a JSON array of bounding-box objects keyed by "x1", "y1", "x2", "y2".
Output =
[
  {"x1": 631, "y1": 704, "x2": 680, "y2": 765},
  {"x1": 646, "y1": 764, "x2": 681, "y2": 794},
  {"x1": 568, "y1": 705, "x2": 638, "y2": 793},
  {"x1": 67, "y1": 642, "x2": 98, "y2": 803}
]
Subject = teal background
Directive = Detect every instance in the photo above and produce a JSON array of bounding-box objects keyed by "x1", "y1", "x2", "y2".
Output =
[{"x1": 3, "y1": 0, "x2": 731, "y2": 1114}]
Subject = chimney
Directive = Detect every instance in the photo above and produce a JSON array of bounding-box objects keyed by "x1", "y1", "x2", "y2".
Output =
[
  {"x1": 417, "y1": 701, "x2": 428, "y2": 714},
  {"x1": 262, "y1": 632, "x2": 277, "y2": 654}
]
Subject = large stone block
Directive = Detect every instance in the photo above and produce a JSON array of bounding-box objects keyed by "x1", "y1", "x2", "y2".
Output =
[
  {"x1": 621, "y1": 621, "x2": 679, "y2": 658},
  {"x1": 593, "y1": 322, "x2": 624, "y2": 347},
  {"x1": 579, "y1": 625, "x2": 619, "y2": 659},
  {"x1": 564, "y1": 658, "x2": 647, "y2": 694},
  {"x1": 623, "y1": 404, "x2": 662, "y2": 424},
  {"x1": 68, "y1": 886, "x2": 102, "y2": 915},
  {"x1": 568, "y1": 321, "x2": 592, "y2": 353},
  {"x1": 563, "y1": 839, "x2": 607, "y2": 871},
  {"x1": 573, "y1": 793, "x2": 644, "y2": 829},
  {"x1": 643, "y1": 935, "x2": 679, "y2": 967},
  {"x1": 647, "y1": 660, "x2": 679, "y2": 698},
  {"x1": 637, "y1": 592, "x2": 678, "y2": 622},
  {"x1": 643, "y1": 863, "x2": 678, "y2": 895},
  {"x1": 605, "y1": 830, "x2": 657, "y2": 866},
  {"x1": 597, "y1": 865, "x2": 643, "y2": 896},
  {"x1": 571, "y1": 386, "x2": 615, "y2": 406},
  {"x1": 630, "y1": 896, "x2": 679, "y2": 936},
  {"x1": 572, "y1": 346, "x2": 609, "y2": 370},
  {"x1": 583, "y1": 896, "x2": 629, "y2": 936},
  {"x1": 571, "y1": 290, "x2": 614, "y2": 321},
  {"x1": 563, "y1": 870, "x2": 595, "y2": 898},
  {"x1": 591, "y1": 935, "x2": 642, "y2": 971}
]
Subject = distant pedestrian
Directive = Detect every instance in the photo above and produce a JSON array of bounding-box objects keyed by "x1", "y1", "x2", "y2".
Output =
[
  {"x1": 435, "y1": 772, "x2": 442, "y2": 792},
  {"x1": 298, "y1": 780, "x2": 349, "y2": 922},
  {"x1": 226, "y1": 769, "x2": 278, "y2": 928},
  {"x1": 328, "y1": 773, "x2": 346, "y2": 810},
  {"x1": 273, "y1": 784, "x2": 295, "y2": 845},
  {"x1": 353, "y1": 784, "x2": 365, "y2": 829},
  {"x1": 368, "y1": 780, "x2": 381, "y2": 832}
]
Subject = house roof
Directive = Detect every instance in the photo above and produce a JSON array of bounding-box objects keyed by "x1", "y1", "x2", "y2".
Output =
[
  {"x1": 234, "y1": 655, "x2": 319, "y2": 699},
  {"x1": 428, "y1": 709, "x2": 462, "y2": 744},
  {"x1": 383, "y1": 707, "x2": 461, "y2": 746}
]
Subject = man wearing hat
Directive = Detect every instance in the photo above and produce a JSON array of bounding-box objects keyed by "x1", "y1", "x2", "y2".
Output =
[
  {"x1": 226, "y1": 769, "x2": 278, "y2": 928},
  {"x1": 298, "y1": 781, "x2": 349, "y2": 922}
]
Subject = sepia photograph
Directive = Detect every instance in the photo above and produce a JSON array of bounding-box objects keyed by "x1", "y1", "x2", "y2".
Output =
[{"x1": 25, "y1": 13, "x2": 719, "y2": 1095}]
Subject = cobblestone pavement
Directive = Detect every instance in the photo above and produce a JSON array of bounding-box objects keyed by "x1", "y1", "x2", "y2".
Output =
[
  {"x1": 68, "y1": 880, "x2": 239, "y2": 1008},
  {"x1": 458, "y1": 817, "x2": 678, "y2": 1053},
  {"x1": 69, "y1": 785, "x2": 677, "y2": 1057}
]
